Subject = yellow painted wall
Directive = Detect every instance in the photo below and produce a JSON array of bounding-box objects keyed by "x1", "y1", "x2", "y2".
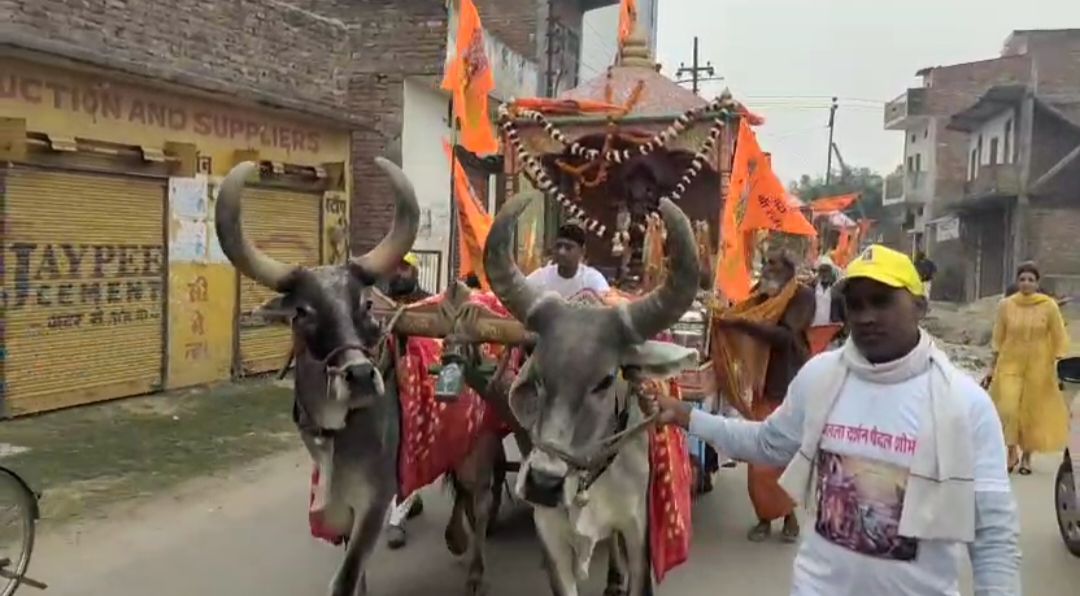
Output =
[
  {"x1": 166, "y1": 262, "x2": 236, "y2": 389},
  {"x1": 1, "y1": 57, "x2": 353, "y2": 405},
  {"x1": 0, "y1": 57, "x2": 351, "y2": 174},
  {"x1": 164, "y1": 175, "x2": 237, "y2": 389},
  {"x1": 323, "y1": 191, "x2": 350, "y2": 265}
]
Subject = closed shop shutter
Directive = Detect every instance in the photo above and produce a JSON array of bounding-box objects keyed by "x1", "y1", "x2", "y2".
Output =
[
  {"x1": 238, "y1": 188, "x2": 321, "y2": 375},
  {"x1": 3, "y1": 167, "x2": 166, "y2": 415}
]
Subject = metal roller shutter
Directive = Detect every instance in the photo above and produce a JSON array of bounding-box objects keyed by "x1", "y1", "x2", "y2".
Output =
[
  {"x1": 238, "y1": 188, "x2": 321, "y2": 375},
  {"x1": 3, "y1": 168, "x2": 166, "y2": 414}
]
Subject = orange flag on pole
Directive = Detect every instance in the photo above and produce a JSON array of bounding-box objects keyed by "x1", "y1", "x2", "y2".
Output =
[
  {"x1": 714, "y1": 120, "x2": 755, "y2": 302},
  {"x1": 618, "y1": 0, "x2": 638, "y2": 48},
  {"x1": 441, "y1": 0, "x2": 499, "y2": 155},
  {"x1": 443, "y1": 139, "x2": 493, "y2": 289},
  {"x1": 735, "y1": 128, "x2": 816, "y2": 236},
  {"x1": 810, "y1": 193, "x2": 858, "y2": 215}
]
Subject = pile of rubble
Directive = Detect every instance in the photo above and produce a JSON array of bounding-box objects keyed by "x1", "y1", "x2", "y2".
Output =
[{"x1": 922, "y1": 296, "x2": 1003, "y2": 378}]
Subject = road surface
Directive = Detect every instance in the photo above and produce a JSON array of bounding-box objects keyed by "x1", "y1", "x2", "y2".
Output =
[{"x1": 29, "y1": 448, "x2": 1080, "y2": 596}]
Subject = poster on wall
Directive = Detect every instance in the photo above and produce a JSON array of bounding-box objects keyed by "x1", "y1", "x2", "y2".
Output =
[
  {"x1": 169, "y1": 175, "x2": 229, "y2": 264},
  {"x1": 936, "y1": 217, "x2": 960, "y2": 242}
]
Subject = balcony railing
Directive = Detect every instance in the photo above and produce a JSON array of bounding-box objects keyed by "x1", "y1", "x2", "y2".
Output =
[
  {"x1": 964, "y1": 163, "x2": 1021, "y2": 198},
  {"x1": 884, "y1": 88, "x2": 929, "y2": 130}
]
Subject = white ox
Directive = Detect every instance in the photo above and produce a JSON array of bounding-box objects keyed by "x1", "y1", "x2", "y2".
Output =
[{"x1": 482, "y1": 193, "x2": 700, "y2": 596}]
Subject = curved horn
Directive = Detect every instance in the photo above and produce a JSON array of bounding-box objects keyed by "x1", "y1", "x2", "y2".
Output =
[
  {"x1": 214, "y1": 162, "x2": 297, "y2": 291},
  {"x1": 351, "y1": 157, "x2": 421, "y2": 276},
  {"x1": 622, "y1": 199, "x2": 700, "y2": 341},
  {"x1": 483, "y1": 191, "x2": 544, "y2": 323}
]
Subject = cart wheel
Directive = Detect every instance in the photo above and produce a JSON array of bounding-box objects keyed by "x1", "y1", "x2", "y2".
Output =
[
  {"x1": 0, "y1": 467, "x2": 37, "y2": 596},
  {"x1": 1055, "y1": 456, "x2": 1080, "y2": 558}
]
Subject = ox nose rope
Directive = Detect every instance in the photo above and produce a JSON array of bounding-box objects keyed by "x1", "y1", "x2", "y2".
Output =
[
  {"x1": 287, "y1": 306, "x2": 409, "y2": 439},
  {"x1": 533, "y1": 380, "x2": 660, "y2": 473}
]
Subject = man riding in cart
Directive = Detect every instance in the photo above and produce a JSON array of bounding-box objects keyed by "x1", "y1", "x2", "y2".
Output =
[{"x1": 525, "y1": 221, "x2": 610, "y2": 298}]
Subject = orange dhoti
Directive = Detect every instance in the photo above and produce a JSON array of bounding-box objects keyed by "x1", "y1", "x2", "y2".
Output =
[{"x1": 746, "y1": 396, "x2": 794, "y2": 522}]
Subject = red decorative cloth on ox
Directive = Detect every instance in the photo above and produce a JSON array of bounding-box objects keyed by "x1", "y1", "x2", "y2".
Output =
[
  {"x1": 594, "y1": 289, "x2": 694, "y2": 583},
  {"x1": 308, "y1": 291, "x2": 515, "y2": 543},
  {"x1": 641, "y1": 367, "x2": 694, "y2": 583}
]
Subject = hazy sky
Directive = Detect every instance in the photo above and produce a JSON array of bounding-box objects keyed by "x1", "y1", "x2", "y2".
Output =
[{"x1": 583, "y1": 0, "x2": 1080, "y2": 185}]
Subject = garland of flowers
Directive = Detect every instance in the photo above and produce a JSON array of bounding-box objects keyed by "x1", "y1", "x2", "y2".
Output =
[
  {"x1": 506, "y1": 90, "x2": 740, "y2": 164},
  {"x1": 497, "y1": 103, "x2": 729, "y2": 239}
]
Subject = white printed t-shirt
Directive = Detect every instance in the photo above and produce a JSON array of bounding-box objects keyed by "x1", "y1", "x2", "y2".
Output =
[
  {"x1": 525, "y1": 264, "x2": 610, "y2": 299},
  {"x1": 791, "y1": 369, "x2": 1011, "y2": 596}
]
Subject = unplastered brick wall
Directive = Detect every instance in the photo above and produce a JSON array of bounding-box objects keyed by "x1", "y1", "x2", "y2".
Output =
[
  {"x1": 924, "y1": 56, "x2": 1032, "y2": 215},
  {"x1": 1030, "y1": 200, "x2": 1080, "y2": 275},
  {"x1": 5, "y1": 0, "x2": 356, "y2": 110},
  {"x1": 344, "y1": 1, "x2": 450, "y2": 253}
]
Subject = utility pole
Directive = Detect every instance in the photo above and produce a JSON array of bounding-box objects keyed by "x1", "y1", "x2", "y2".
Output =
[
  {"x1": 675, "y1": 37, "x2": 715, "y2": 95},
  {"x1": 824, "y1": 97, "x2": 838, "y2": 184}
]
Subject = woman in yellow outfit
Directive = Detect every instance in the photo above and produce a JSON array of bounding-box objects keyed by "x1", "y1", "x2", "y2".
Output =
[{"x1": 988, "y1": 261, "x2": 1070, "y2": 474}]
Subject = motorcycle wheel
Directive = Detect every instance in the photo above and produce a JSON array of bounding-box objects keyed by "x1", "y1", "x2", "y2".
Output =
[{"x1": 1056, "y1": 454, "x2": 1080, "y2": 558}]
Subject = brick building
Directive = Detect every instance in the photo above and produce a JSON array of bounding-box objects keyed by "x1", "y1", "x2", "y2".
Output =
[
  {"x1": 881, "y1": 29, "x2": 1080, "y2": 300},
  {"x1": 3, "y1": 0, "x2": 616, "y2": 287}
]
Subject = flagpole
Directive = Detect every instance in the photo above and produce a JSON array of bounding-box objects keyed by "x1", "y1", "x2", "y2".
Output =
[{"x1": 448, "y1": 97, "x2": 459, "y2": 286}]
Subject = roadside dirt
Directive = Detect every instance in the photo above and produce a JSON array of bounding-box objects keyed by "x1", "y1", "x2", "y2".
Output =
[{"x1": 0, "y1": 379, "x2": 296, "y2": 526}]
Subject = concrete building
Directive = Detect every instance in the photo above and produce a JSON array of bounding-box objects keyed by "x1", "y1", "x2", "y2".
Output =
[
  {"x1": 881, "y1": 29, "x2": 1080, "y2": 300},
  {"x1": 944, "y1": 86, "x2": 1080, "y2": 299},
  {"x1": 580, "y1": 0, "x2": 659, "y2": 78}
]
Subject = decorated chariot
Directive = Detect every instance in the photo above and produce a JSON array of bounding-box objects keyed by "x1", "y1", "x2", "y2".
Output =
[{"x1": 496, "y1": 28, "x2": 753, "y2": 495}]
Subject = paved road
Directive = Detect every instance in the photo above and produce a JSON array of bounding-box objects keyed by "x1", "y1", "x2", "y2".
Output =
[{"x1": 29, "y1": 448, "x2": 1080, "y2": 596}]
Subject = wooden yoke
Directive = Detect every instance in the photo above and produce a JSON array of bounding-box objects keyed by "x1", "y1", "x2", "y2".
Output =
[{"x1": 368, "y1": 280, "x2": 536, "y2": 346}]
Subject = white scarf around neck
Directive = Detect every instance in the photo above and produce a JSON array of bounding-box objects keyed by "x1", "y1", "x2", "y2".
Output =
[{"x1": 777, "y1": 331, "x2": 976, "y2": 542}]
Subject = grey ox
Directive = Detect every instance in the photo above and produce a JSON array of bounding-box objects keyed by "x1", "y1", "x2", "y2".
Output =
[
  {"x1": 482, "y1": 192, "x2": 701, "y2": 596},
  {"x1": 214, "y1": 158, "x2": 419, "y2": 596}
]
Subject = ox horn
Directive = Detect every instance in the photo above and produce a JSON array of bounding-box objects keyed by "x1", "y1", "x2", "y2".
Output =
[
  {"x1": 622, "y1": 199, "x2": 700, "y2": 341},
  {"x1": 215, "y1": 161, "x2": 297, "y2": 291},
  {"x1": 350, "y1": 157, "x2": 421, "y2": 277},
  {"x1": 483, "y1": 191, "x2": 545, "y2": 324}
]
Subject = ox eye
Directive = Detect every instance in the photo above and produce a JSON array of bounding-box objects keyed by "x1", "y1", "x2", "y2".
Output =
[
  {"x1": 593, "y1": 374, "x2": 615, "y2": 393},
  {"x1": 294, "y1": 304, "x2": 315, "y2": 320}
]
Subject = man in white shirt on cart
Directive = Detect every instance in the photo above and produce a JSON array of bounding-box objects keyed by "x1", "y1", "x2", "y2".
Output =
[{"x1": 525, "y1": 221, "x2": 610, "y2": 298}]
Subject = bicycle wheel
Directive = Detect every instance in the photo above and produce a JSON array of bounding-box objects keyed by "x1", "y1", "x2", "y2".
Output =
[{"x1": 0, "y1": 467, "x2": 35, "y2": 596}]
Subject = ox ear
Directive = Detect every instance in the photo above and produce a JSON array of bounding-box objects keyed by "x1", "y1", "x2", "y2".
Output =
[
  {"x1": 620, "y1": 341, "x2": 698, "y2": 379},
  {"x1": 253, "y1": 294, "x2": 296, "y2": 325},
  {"x1": 508, "y1": 356, "x2": 543, "y2": 430}
]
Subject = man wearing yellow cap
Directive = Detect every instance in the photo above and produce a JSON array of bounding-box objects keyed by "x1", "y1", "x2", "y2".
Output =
[{"x1": 652, "y1": 244, "x2": 1020, "y2": 596}]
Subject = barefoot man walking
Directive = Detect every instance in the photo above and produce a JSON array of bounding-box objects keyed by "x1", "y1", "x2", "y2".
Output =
[{"x1": 713, "y1": 249, "x2": 814, "y2": 542}]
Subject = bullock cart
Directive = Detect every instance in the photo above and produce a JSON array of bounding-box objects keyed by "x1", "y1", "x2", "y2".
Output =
[{"x1": 498, "y1": 28, "x2": 759, "y2": 501}]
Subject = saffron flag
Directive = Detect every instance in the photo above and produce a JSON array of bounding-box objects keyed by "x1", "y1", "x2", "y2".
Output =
[
  {"x1": 441, "y1": 0, "x2": 499, "y2": 155},
  {"x1": 618, "y1": 0, "x2": 638, "y2": 48},
  {"x1": 714, "y1": 120, "x2": 755, "y2": 302},
  {"x1": 810, "y1": 192, "x2": 858, "y2": 215},
  {"x1": 443, "y1": 139, "x2": 493, "y2": 289},
  {"x1": 735, "y1": 127, "x2": 816, "y2": 237}
]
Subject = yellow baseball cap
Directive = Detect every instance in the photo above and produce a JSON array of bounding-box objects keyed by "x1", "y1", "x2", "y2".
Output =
[
  {"x1": 401, "y1": 252, "x2": 420, "y2": 268},
  {"x1": 843, "y1": 244, "x2": 925, "y2": 296}
]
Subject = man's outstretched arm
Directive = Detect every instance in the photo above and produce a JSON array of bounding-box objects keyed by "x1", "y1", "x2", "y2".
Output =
[{"x1": 666, "y1": 366, "x2": 811, "y2": 467}]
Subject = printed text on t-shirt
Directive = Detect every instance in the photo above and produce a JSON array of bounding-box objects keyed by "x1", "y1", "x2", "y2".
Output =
[{"x1": 823, "y1": 423, "x2": 917, "y2": 455}]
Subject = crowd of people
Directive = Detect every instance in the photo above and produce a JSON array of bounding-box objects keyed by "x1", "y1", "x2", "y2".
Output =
[{"x1": 379, "y1": 224, "x2": 1072, "y2": 593}]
